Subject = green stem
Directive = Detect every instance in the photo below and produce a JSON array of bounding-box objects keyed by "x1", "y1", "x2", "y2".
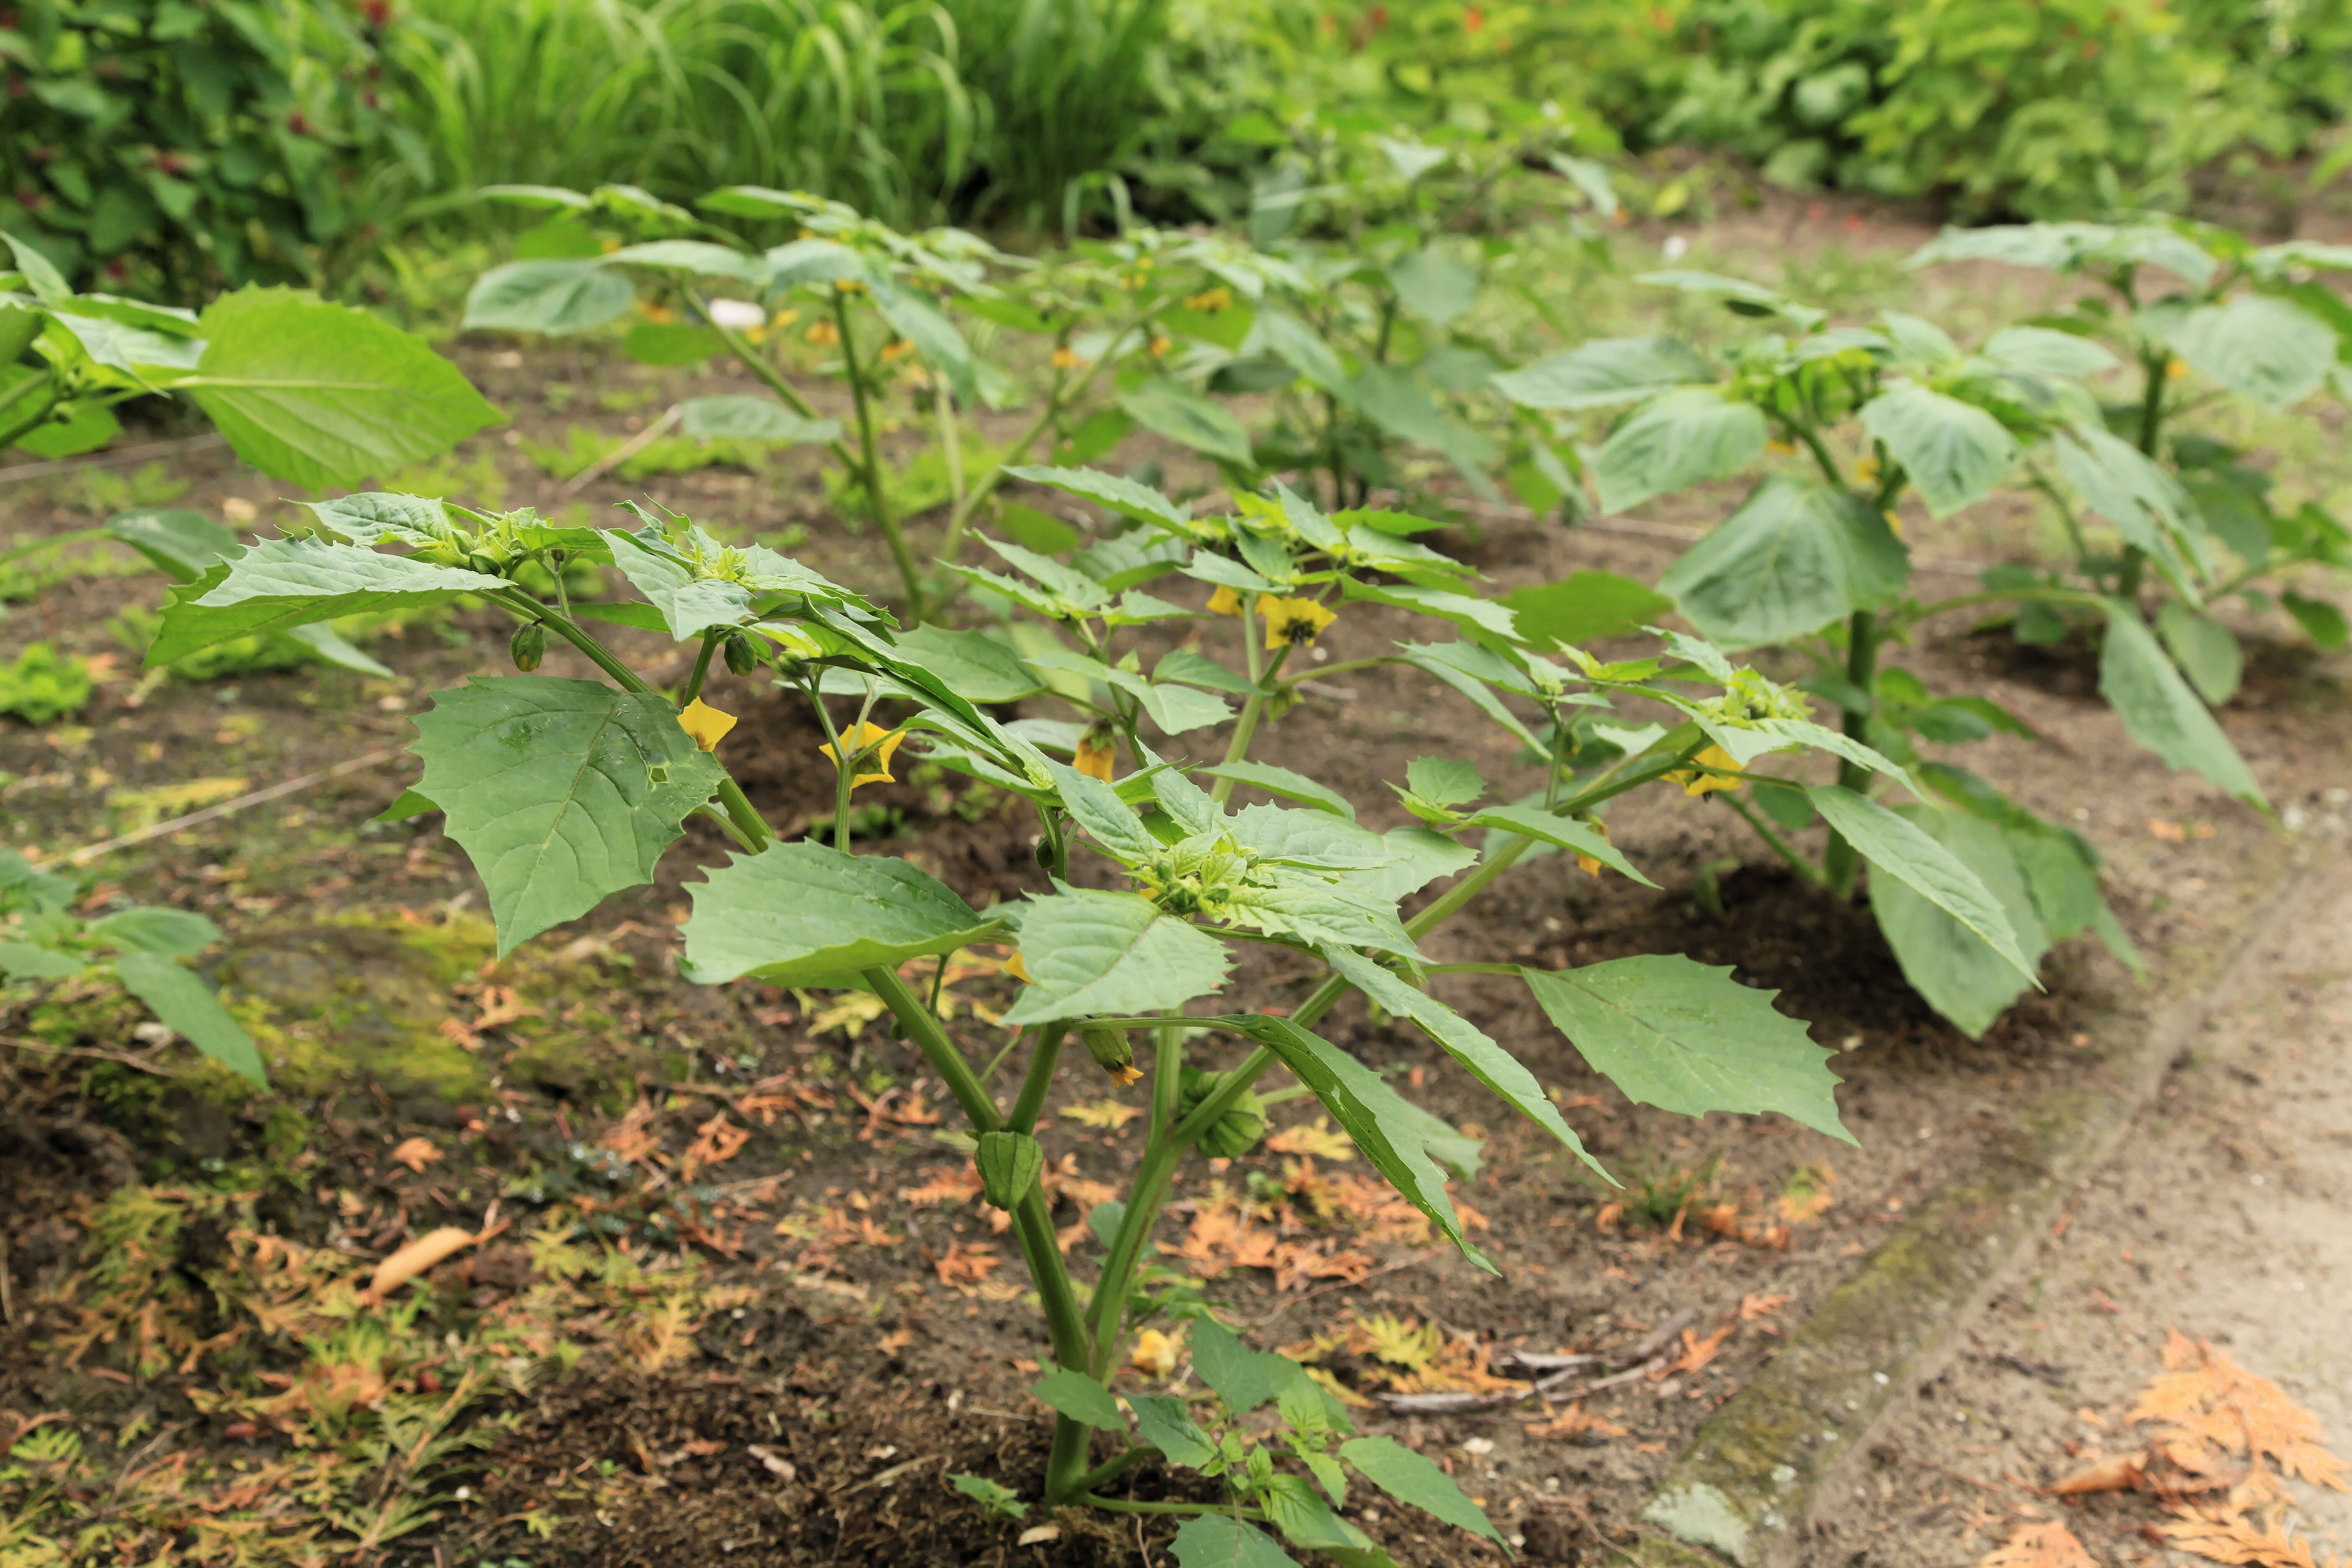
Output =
[
  {"x1": 680, "y1": 630, "x2": 720, "y2": 705},
  {"x1": 1065, "y1": 1448, "x2": 1155, "y2": 1496},
  {"x1": 833, "y1": 292, "x2": 926, "y2": 619},
  {"x1": 1821, "y1": 609, "x2": 1879, "y2": 899},
  {"x1": 941, "y1": 307, "x2": 1150, "y2": 545},
  {"x1": 930, "y1": 378, "x2": 972, "y2": 580},
  {"x1": 0, "y1": 387, "x2": 62, "y2": 452},
  {"x1": 1208, "y1": 618, "x2": 1289, "y2": 809},
  {"x1": 1792, "y1": 423, "x2": 1845, "y2": 489},
  {"x1": 1081, "y1": 1025, "x2": 1184, "y2": 1373},
  {"x1": 1006, "y1": 1027, "x2": 1063, "y2": 1132},
  {"x1": 2117, "y1": 349, "x2": 2171, "y2": 602},
  {"x1": 1720, "y1": 792, "x2": 1827, "y2": 886},
  {"x1": 864, "y1": 965, "x2": 998, "y2": 1131},
  {"x1": 1896, "y1": 585, "x2": 2110, "y2": 625},
  {"x1": 0, "y1": 525, "x2": 106, "y2": 572},
  {"x1": 1079, "y1": 1495, "x2": 1264, "y2": 1519}
]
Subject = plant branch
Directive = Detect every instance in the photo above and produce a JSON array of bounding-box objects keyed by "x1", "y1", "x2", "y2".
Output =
[{"x1": 833, "y1": 291, "x2": 925, "y2": 617}]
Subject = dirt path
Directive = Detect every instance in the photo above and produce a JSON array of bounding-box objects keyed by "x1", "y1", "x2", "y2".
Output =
[{"x1": 1812, "y1": 833, "x2": 2352, "y2": 1567}]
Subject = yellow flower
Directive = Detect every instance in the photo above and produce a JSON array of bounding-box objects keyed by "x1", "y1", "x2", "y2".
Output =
[
  {"x1": 1206, "y1": 585, "x2": 1246, "y2": 617},
  {"x1": 640, "y1": 300, "x2": 675, "y2": 325},
  {"x1": 771, "y1": 308, "x2": 799, "y2": 329},
  {"x1": 1131, "y1": 1328, "x2": 1184, "y2": 1377},
  {"x1": 1575, "y1": 820, "x2": 1610, "y2": 878},
  {"x1": 1005, "y1": 951, "x2": 1032, "y2": 983},
  {"x1": 1050, "y1": 345, "x2": 1080, "y2": 371},
  {"x1": 1107, "y1": 1060, "x2": 1143, "y2": 1087},
  {"x1": 1184, "y1": 287, "x2": 1233, "y2": 313},
  {"x1": 1149, "y1": 334, "x2": 1173, "y2": 357},
  {"x1": 1883, "y1": 509, "x2": 1903, "y2": 537},
  {"x1": 1256, "y1": 594, "x2": 1337, "y2": 650},
  {"x1": 677, "y1": 699, "x2": 737, "y2": 752},
  {"x1": 2166, "y1": 358, "x2": 2190, "y2": 381},
  {"x1": 741, "y1": 325, "x2": 766, "y2": 346},
  {"x1": 879, "y1": 337, "x2": 914, "y2": 363},
  {"x1": 1765, "y1": 438, "x2": 1797, "y2": 458},
  {"x1": 1853, "y1": 454, "x2": 1880, "y2": 485},
  {"x1": 1075, "y1": 729, "x2": 1118, "y2": 782},
  {"x1": 1669, "y1": 743, "x2": 1745, "y2": 797},
  {"x1": 833, "y1": 277, "x2": 866, "y2": 295},
  {"x1": 805, "y1": 320, "x2": 841, "y2": 346},
  {"x1": 819, "y1": 720, "x2": 905, "y2": 789}
]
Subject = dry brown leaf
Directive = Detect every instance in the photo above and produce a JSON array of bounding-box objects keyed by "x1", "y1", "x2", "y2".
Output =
[
  {"x1": 1667, "y1": 1322, "x2": 1735, "y2": 1376},
  {"x1": 367, "y1": 1227, "x2": 477, "y2": 1297},
  {"x1": 2046, "y1": 1451, "x2": 2147, "y2": 1496},
  {"x1": 1522, "y1": 1402, "x2": 1630, "y2": 1442},
  {"x1": 389, "y1": 1137, "x2": 440, "y2": 1174},
  {"x1": 933, "y1": 1241, "x2": 1001, "y2": 1289},
  {"x1": 1058, "y1": 1099, "x2": 1144, "y2": 1130},
  {"x1": 899, "y1": 1164, "x2": 984, "y2": 1207},
  {"x1": 2132, "y1": 1331, "x2": 2350, "y2": 1495},
  {"x1": 2160, "y1": 1511, "x2": 2340, "y2": 1568},
  {"x1": 681, "y1": 1112, "x2": 751, "y2": 1176},
  {"x1": 1739, "y1": 1293, "x2": 1788, "y2": 1320},
  {"x1": 1975, "y1": 1519, "x2": 2100, "y2": 1568},
  {"x1": 1265, "y1": 1118, "x2": 1355, "y2": 1160}
]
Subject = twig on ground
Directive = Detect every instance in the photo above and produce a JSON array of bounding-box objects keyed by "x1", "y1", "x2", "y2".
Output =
[
  {"x1": 559, "y1": 404, "x2": 683, "y2": 497},
  {"x1": 0, "y1": 1034, "x2": 180, "y2": 1078},
  {"x1": 41, "y1": 748, "x2": 405, "y2": 866},
  {"x1": 0, "y1": 433, "x2": 229, "y2": 486},
  {"x1": 1249, "y1": 1248, "x2": 1442, "y2": 1326},
  {"x1": 1372, "y1": 1303, "x2": 1703, "y2": 1412}
]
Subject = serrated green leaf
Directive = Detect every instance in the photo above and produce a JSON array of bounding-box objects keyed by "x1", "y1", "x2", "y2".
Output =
[
  {"x1": 1251, "y1": 307, "x2": 1349, "y2": 395},
  {"x1": 187, "y1": 289, "x2": 502, "y2": 490},
  {"x1": 1003, "y1": 465, "x2": 1195, "y2": 533},
  {"x1": 1522, "y1": 955, "x2": 1849, "y2": 1140},
  {"x1": 1264, "y1": 1475, "x2": 1381, "y2": 1556},
  {"x1": 104, "y1": 508, "x2": 238, "y2": 580},
  {"x1": 1188, "y1": 1317, "x2": 1298, "y2": 1415},
  {"x1": 2055, "y1": 425, "x2": 2200, "y2": 592},
  {"x1": 2099, "y1": 603, "x2": 2263, "y2": 806},
  {"x1": 147, "y1": 543, "x2": 507, "y2": 668},
  {"x1": 413, "y1": 677, "x2": 728, "y2": 955},
  {"x1": 1807, "y1": 786, "x2": 2037, "y2": 981},
  {"x1": 2160, "y1": 295, "x2": 2335, "y2": 407},
  {"x1": 1216, "y1": 1015, "x2": 1490, "y2": 1270},
  {"x1": 1500, "y1": 570, "x2": 1674, "y2": 649},
  {"x1": 1338, "y1": 578, "x2": 1516, "y2": 641},
  {"x1": 891, "y1": 624, "x2": 1044, "y2": 704},
  {"x1": 1031, "y1": 1368, "x2": 1123, "y2": 1429},
  {"x1": 1338, "y1": 1436, "x2": 1504, "y2": 1545},
  {"x1": 462, "y1": 259, "x2": 636, "y2": 335},
  {"x1": 677, "y1": 395, "x2": 841, "y2": 444},
  {"x1": 1197, "y1": 762, "x2": 1353, "y2": 818},
  {"x1": 1870, "y1": 809, "x2": 2050, "y2": 1038},
  {"x1": 1661, "y1": 477, "x2": 1908, "y2": 648},
  {"x1": 1130, "y1": 1394, "x2": 1217, "y2": 1467},
  {"x1": 1460, "y1": 803, "x2": 1655, "y2": 887},
  {"x1": 1171, "y1": 1516, "x2": 1302, "y2": 1568},
  {"x1": 1000, "y1": 887, "x2": 1230, "y2": 1027},
  {"x1": 948, "y1": 1472, "x2": 1027, "y2": 1519},
  {"x1": 1493, "y1": 336, "x2": 1709, "y2": 411},
  {"x1": 1321, "y1": 947, "x2": 1609, "y2": 1178},
  {"x1": 683, "y1": 841, "x2": 1001, "y2": 985},
  {"x1": 2156, "y1": 603, "x2": 2244, "y2": 706},
  {"x1": 115, "y1": 952, "x2": 265, "y2": 1087},
  {"x1": 1857, "y1": 383, "x2": 2019, "y2": 518},
  {"x1": 1404, "y1": 757, "x2": 1483, "y2": 808},
  {"x1": 1154, "y1": 647, "x2": 1256, "y2": 695},
  {"x1": 1120, "y1": 379, "x2": 1253, "y2": 467},
  {"x1": 1594, "y1": 388, "x2": 1768, "y2": 513}
]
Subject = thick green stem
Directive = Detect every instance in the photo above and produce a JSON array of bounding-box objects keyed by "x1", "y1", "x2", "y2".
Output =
[
  {"x1": 1081, "y1": 1495, "x2": 1265, "y2": 1519},
  {"x1": 833, "y1": 293, "x2": 926, "y2": 619},
  {"x1": 1821, "y1": 609, "x2": 1880, "y2": 899},
  {"x1": 864, "y1": 965, "x2": 998, "y2": 1131},
  {"x1": 1081, "y1": 1026, "x2": 1184, "y2": 1369},
  {"x1": 680, "y1": 630, "x2": 720, "y2": 705},
  {"x1": 1006, "y1": 1027, "x2": 1063, "y2": 1132},
  {"x1": 1721, "y1": 792, "x2": 1827, "y2": 886},
  {"x1": 1066, "y1": 1448, "x2": 1155, "y2": 1496}
]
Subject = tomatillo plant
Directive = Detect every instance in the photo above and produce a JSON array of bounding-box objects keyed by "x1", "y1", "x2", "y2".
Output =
[{"x1": 153, "y1": 472, "x2": 2043, "y2": 1564}]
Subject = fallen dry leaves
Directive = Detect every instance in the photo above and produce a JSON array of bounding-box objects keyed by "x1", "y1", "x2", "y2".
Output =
[
  {"x1": 1977, "y1": 1520, "x2": 2101, "y2": 1568},
  {"x1": 366, "y1": 1226, "x2": 477, "y2": 1299},
  {"x1": 1522, "y1": 1402, "x2": 1630, "y2": 1442},
  {"x1": 388, "y1": 1137, "x2": 440, "y2": 1174}
]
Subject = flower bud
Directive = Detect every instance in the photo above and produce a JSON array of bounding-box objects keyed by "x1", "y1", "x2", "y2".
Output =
[
  {"x1": 1081, "y1": 1026, "x2": 1140, "y2": 1087},
  {"x1": 975, "y1": 1130, "x2": 1044, "y2": 1210},
  {"x1": 509, "y1": 622, "x2": 546, "y2": 672},
  {"x1": 722, "y1": 630, "x2": 759, "y2": 676}
]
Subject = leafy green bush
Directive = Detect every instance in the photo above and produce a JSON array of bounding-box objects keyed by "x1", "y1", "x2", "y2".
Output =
[
  {"x1": 0, "y1": 640, "x2": 93, "y2": 723},
  {"x1": 0, "y1": 0, "x2": 406, "y2": 295}
]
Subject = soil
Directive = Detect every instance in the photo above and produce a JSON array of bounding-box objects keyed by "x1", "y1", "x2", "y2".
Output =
[
  {"x1": 1808, "y1": 844, "x2": 2352, "y2": 1568},
  {"x1": 0, "y1": 196, "x2": 2348, "y2": 1568}
]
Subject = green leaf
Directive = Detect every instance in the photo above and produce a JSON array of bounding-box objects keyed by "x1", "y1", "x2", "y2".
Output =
[
  {"x1": 288, "y1": 622, "x2": 396, "y2": 678},
  {"x1": 1522, "y1": 955, "x2": 1849, "y2": 1140},
  {"x1": 147, "y1": 542, "x2": 506, "y2": 668},
  {"x1": 1806, "y1": 786, "x2": 2038, "y2": 981},
  {"x1": 188, "y1": 290, "x2": 502, "y2": 490},
  {"x1": 413, "y1": 677, "x2": 729, "y2": 955},
  {"x1": 13, "y1": 397, "x2": 119, "y2": 459},
  {"x1": 1492, "y1": 336, "x2": 1710, "y2": 411},
  {"x1": 1171, "y1": 1516, "x2": 1302, "y2": 1568},
  {"x1": 2282, "y1": 591, "x2": 2350, "y2": 649},
  {"x1": 87, "y1": 907, "x2": 220, "y2": 958},
  {"x1": 1857, "y1": 383, "x2": 2019, "y2": 518},
  {"x1": 1264, "y1": 1475, "x2": 1382, "y2": 1558},
  {"x1": 1386, "y1": 245, "x2": 1480, "y2": 328},
  {"x1": 2055, "y1": 425, "x2": 2200, "y2": 591},
  {"x1": 1154, "y1": 648, "x2": 1256, "y2": 695},
  {"x1": 2098, "y1": 603, "x2": 2264, "y2": 807},
  {"x1": 999, "y1": 887, "x2": 1231, "y2": 1027},
  {"x1": 891, "y1": 624, "x2": 1044, "y2": 704},
  {"x1": 1338, "y1": 1436, "x2": 1504, "y2": 1546},
  {"x1": 114, "y1": 952, "x2": 265, "y2": 1087},
  {"x1": 1338, "y1": 578, "x2": 1516, "y2": 641},
  {"x1": 677, "y1": 395, "x2": 841, "y2": 445},
  {"x1": 948, "y1": 1472, "x2": 1027, "y2": 1520},
  {"x1": 2156, "y1": 603, "x2": 2244, "y2": 706},
  {"x1": 1119, "y1": 379, "x2": 1253, "y2": 467},
  {"x1": 1251, "y1": 307, "x2": 1349, "y2": 396},
  {"x1": 1349, "y1": 366, "x2": 1497, "y2": 469},
  {"x1": 0, "y1": 942, "x2": 84, "y2": 981},
  {"x1": 1460, "y1": 803, "x2": 1656, "y2": 887},
  {"x1": 1404, "y1": 757, "x2": 1484, "y2": 808},
  {"x1": 683, "y1": 841, "x2": 1002, "y2": 985},
  {"x1": 623, "y1": 320, "x2": 726, "y2": 366},
  {"x1": 1217, "y1": 1015, "x2": 1490, "y2": 1270},
  {"x1": 376, "y1": 788, "x2": 438, "y2": 823},
  {"x1": 1980, "y1": 325, "x2": 2119, "y2": 378},
  {"x1": 1004, "y1": 465, "x2": 1195, "y2": 534},
  {"x1": 1031, "y1": 1368, "x2": 1123, "y2": 1429},
  {"x1": 1320, "y1": 947, "x2": 1610, "y2": 1178},
  {"x1": 1129, "y1": 1394, "x2": 1217, "y2": 1468},
  {"x1": 1188, "y1": 1318, "x2": 1298, "y2": 1416},
  {"x1": 603, "y1": 240, "x2": 761, "y2": 280},
  {"x1": 1870, "y1": 810, "x2": 2050, "y2": 1038},
  {"x1": 1660, "y1": 477, "x2": 1908, "y2": 649},
  {"x1": 1197, "y1": 762, "x2": 1353, "y2": 818},
  {"x1": 104, "y1": 508, "x2": 239, "y2": 580},
  {"x1": 2160, "y1": 295, "x2": 2335, "y2": 408},
  {"x1": 1594, "y1": 388, "x2": 1768, "y2": 513},
  {"x1": 462, "y1": 260, "x2": 636, "y2": 335},
  {"x1": 1500, "y1": 570, "x2": 1674, "y2": 649}
]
